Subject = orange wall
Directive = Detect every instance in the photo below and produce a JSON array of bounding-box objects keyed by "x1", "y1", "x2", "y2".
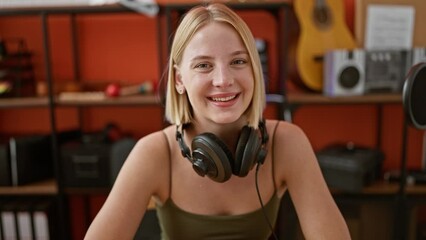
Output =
[{"x1": 0, "y1": 2, "x2": 424, "y2": 239}]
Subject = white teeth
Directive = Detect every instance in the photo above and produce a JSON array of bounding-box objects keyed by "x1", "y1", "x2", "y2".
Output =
[{"x1": 211, "y1": 95, "x2": 236, "y2": 102}]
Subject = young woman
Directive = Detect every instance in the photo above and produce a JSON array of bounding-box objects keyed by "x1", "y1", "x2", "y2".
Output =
[{"x1": 85, "y1": 3, "x2": 351, "y2": 240}]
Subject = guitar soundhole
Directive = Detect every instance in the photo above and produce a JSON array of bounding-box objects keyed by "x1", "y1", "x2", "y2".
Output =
[{"x1": 313, "y1": 1, "x2": 332, "y2": 29}]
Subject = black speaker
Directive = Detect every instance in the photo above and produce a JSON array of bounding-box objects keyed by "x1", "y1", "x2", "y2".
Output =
[
  {"x1": 365, "y1": 50, "x2": 411, "y2": 93},
  {"x1": 176, "y1": 121, "x2": 269, "y2": 183},
  {"x1": 403, "y1": 62, "x2": 426, "y2": 130}
]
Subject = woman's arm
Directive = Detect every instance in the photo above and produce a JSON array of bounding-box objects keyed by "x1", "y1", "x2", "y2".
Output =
[
  {"x1": 275, "y1": 121, "x2": 351, "y2": 240},
  {"x1": 84, "y1": 131, "x2": 169, "y2": 240}
]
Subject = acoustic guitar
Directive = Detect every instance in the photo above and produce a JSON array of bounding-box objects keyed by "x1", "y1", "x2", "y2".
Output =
[{"x1": 294, "y1": 0, "x2": 357, "y2": 91}]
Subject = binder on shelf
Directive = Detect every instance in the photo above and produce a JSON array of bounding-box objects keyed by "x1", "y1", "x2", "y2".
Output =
[
  {"x1": 0, "y1": 199, "x2": 57, "y2": 240},
  {"x1": 16, "y1": 201, "x2": 33, "y2": 240},
  {"x1": 1, "y1": 201, "x2": 18, "y2": 240},
  {"x1": 32, "y1": 200, "x2": 57, "y2": 240}
]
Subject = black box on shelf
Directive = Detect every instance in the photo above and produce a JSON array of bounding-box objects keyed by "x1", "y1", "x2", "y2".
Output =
[
  {"x1": 0, "y1": 139, "x2": 11, "y2": 186},
  {"x1": 60, "y1": 136, "x2": 136, "y2": 188},
  {"x1": 9, "y1": 135, "x2": 53, "y2": 186},
  {"x1": 316, "y1": 144, "x2": 384, "y2": 192},
  {"x1": 61, "y1": 142, "x2": 111, "y2": 188},
  {"x1": 1, "y1": 134, "x2": 54, "y2": 186}
]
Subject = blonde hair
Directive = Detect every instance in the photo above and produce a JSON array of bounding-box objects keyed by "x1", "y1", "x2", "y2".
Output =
[{"x1": 164, "y1": 3, "x2": 266, "y2": 128}]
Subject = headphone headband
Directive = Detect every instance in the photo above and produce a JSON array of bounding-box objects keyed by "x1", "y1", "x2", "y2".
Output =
[
  {"x1": 258, "y1": 120, "x2": 269, "y2": 146},
  {"x1": 176, "y1": 123, "x2": 192, "y2": 161}
]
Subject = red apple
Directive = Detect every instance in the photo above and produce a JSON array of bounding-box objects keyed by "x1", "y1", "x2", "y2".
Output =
[{"x1": 105, "y1": 83, "x2": 121, "y2": 97}]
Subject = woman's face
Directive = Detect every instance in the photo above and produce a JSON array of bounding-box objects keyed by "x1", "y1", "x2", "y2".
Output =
[{"x1": 175, "y1": 22, "x2": 254, "y2": 125}]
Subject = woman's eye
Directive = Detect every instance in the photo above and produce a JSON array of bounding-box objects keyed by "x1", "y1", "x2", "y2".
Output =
[
  {"x1": 231, "y1": 59, "x2": 248, "y2": 65},
  {"x1": 194, "y1": 63, "x2": 211, "y2": 69}
]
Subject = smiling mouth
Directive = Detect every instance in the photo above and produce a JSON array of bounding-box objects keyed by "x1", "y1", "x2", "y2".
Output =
[{"x1": 209, "y1": 94, "x2": 238, "y2": 102}]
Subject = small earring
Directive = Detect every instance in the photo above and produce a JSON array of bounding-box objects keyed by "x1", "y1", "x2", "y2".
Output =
[{"x1": 177, "y1": 87, "x2": 185, "y2": 95}]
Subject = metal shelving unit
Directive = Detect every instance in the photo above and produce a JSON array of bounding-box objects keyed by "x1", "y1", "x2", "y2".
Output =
[{"x1": 0, "y1": 3, "x2": 159, "y2": 239}]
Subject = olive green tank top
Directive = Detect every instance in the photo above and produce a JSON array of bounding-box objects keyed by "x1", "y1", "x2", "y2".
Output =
[
  {"x1": 156, "y1": 121, "x2": 281, "y2": 240},
  {"x1": 156, "y1": 193, "x2": 280, "y2": 240}
]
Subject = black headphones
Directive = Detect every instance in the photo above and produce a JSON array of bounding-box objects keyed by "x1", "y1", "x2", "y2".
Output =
[{"x1": 176, "y1": 120, "x2": 269, "y2": 183}]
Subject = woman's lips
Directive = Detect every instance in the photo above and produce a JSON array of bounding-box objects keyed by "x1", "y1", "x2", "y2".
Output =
[
  {"x1": 209, "y1": 94, "x2": 237, "y2": 102},
  {"x1": 207, "y1": 93, "x2": 240, "y2": 107}
]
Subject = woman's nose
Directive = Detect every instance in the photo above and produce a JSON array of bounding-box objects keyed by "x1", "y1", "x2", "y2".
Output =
[{"x1": 212, "y1": 66, "x2": 234, "y2": 87}]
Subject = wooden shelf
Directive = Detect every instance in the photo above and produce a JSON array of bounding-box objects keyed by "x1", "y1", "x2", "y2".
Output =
[
  {"x1": 0, "y1": 179, "x2": 58, "y2": 195},
  {"x1": 56, "y1": 94, "x2": 161, "y2": 107},
  {"x1": 331, "y1": 180, "x2": 426, "y2": 195},
  {"x1": 0, "y1": 95, "x2": 161, "y2": 108},
  {"x1": 361, "y1": 180, "x2": 399, "y2": 195},
  {"x1": 406, "y1": 184, "x2": 426, "y2": 195},
  {"x1": 287, "y1": 93, "x2": 402, "y2": 105},
  {"x1": 0, "y1": 97, "x2": 49, "y2": 108}
]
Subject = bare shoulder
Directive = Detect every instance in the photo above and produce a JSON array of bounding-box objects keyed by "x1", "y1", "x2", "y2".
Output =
[
  {"x1": 135, "y1": 127, "x2": 168, "y2": 154},
  {"x1": 270, "y1": 120, "x2": 314, "y2": 158},
  {"x1": 123, "y1": 126, "x2": 176, "y2": 174},
  {"x1": 265, "y1": 120, "x2": 317, "y2": 182},
  {"x1": 131, "y1": 126, "x2": 173, "y2": 160},
  {"x1": 117, "y1": 128, "x2": 171, "y2": 169},
  {"x1": 115, "y1": 126, "x2": 175, "y2": 197},
  {"x1": 266, "y1": 119, "x2": 309, "y2": 146}
]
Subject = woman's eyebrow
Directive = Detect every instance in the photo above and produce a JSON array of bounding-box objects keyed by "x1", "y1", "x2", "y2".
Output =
[
  {"x1": 231, "y1": 50, "x2": 249, "y2": 56},
  {"x1": 191, "y1": 50, "x2": 248, "y2": 61},
  {"x1": 190, "y1": 55, "x2": 213, "y2": 62}
]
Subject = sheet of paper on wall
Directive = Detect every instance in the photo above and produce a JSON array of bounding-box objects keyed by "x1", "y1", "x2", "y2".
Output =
[{"x1": 365, "y1": 5, "x2": 415, "y2": 50}]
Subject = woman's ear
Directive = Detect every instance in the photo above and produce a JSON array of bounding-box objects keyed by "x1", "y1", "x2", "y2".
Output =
[{"x1": 174, "y1": 65, "x2": 185, "y2": 94}]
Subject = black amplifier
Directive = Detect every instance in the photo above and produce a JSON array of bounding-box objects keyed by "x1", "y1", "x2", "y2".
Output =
[
  {"x1": 316, "y1": 144, "x2": 384, "y2": 192},
  {"x1": 364, "y1": 49, "x2": 412, "y2": 93},
  {"x1": 60, "y1": 137, "x2": 136, "y2": 188}
]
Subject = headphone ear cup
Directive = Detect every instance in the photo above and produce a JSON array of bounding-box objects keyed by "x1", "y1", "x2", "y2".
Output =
[
  {"x1": 192, "y1": 133, "x2": 233, "y2": 183},
  {"x1": 235, "y1": 126, "x2": 262, "y2": 177},
  {"x1": 234, "y1": 126, "x2": 251, "y2": 175}
]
